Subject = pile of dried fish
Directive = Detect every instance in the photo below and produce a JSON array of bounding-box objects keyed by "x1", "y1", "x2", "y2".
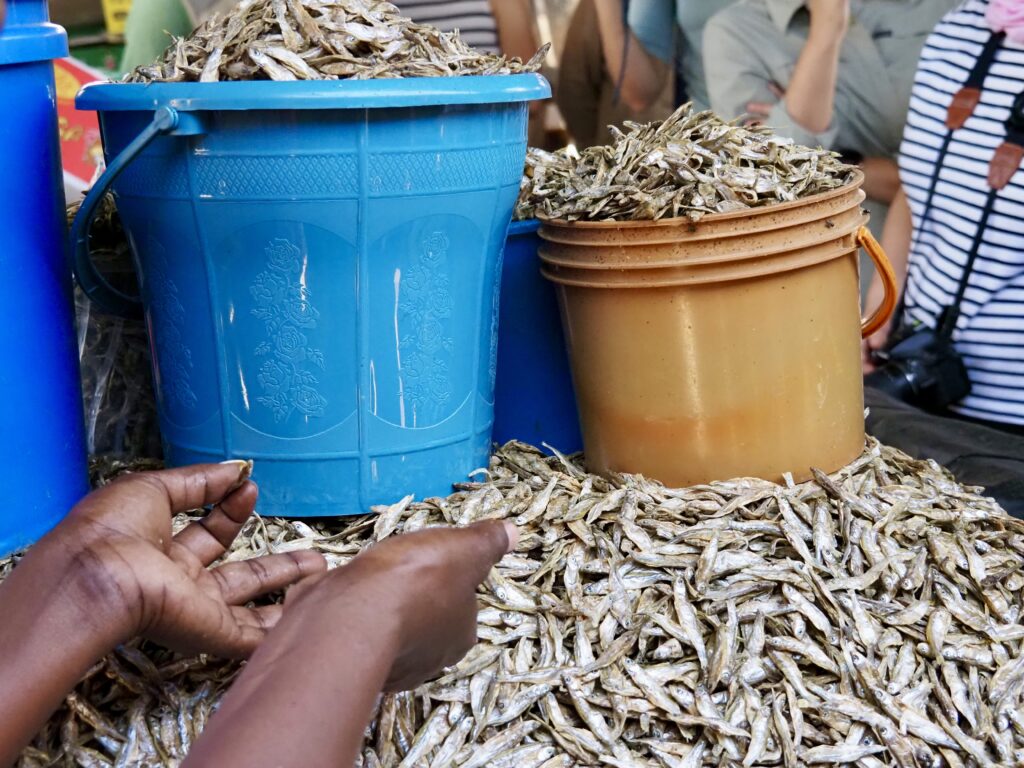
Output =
[
  {"x1": 12, "y1": 440, "x2": 1024, "y2": 767},
  {"x1": 515, "y1": 105, "x2": 854, "y2": 222},
  {"x1": 124, "y1": 0, "x2": 546, "y2": 83}
]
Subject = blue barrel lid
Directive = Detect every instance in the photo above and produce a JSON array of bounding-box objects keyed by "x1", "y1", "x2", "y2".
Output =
[
  {"x1": 0, "y1": 0, "x2": 68, "y2": 66},
  {"x1": 77, "y1": 73, "x2": 551, "y2": 111}
]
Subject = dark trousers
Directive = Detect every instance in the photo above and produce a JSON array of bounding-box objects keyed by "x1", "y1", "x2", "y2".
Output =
[{"x1": 865, "y1": 386, "x2": 1024, "y2": 518}]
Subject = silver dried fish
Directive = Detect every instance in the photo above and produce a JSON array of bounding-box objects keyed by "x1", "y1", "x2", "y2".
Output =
[
  {"x1": 9, "y1": 439, "x2": 1024, "y2": 767},
  {"x1": 125, "y1": 0, "x2": 547, "y2": 84},
  {"x1": 515, "y1": 104, "x2": 853, "y2": 222}
]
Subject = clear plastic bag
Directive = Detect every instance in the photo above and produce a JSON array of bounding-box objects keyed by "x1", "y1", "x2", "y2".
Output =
[{"x1": 69, "y1": 195, "x2": 162, "y2": 458}]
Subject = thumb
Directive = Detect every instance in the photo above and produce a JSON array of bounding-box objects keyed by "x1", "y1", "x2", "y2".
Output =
[
  {"x1": 159, "y1": 460, "x2": 253, "y2": 511},
  {"x1": 457, "y1": 520, "x2": 519, "y2": 585},
  {"x1": 105, "y1": 461, "x2": 254, "y2": 515}
]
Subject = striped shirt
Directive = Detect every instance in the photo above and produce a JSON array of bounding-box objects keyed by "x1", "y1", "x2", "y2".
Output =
[
  {"x1": 395, "y1": 0, "x2": 500, "y2": 54},
  {"x1": 900, "y1": 0, "x2": 1024, "y2": 426}
]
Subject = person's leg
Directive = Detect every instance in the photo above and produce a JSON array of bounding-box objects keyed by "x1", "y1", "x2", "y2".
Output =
[{"x1": 865, "y1": 386, "x2": 1024, "y2": 517}]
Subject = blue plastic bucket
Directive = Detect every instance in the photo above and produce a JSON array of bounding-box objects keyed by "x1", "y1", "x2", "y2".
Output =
[
  {"x1": 493, "y1": 219, "x2": 582, "y2": 454},
  {"x1": 0, "y1": 0, "x2": 89, "y2": 556},
  {"x1": 71, "y1": 76, "x2": 549, "y2": 516}
]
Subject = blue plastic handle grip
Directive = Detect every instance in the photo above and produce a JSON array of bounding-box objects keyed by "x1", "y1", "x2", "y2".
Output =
[{"x1": 70, "y1": 105, "x2": 180, "y2": 319}]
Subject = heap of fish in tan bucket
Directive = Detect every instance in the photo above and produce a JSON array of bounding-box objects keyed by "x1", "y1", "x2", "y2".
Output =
[
  {"x1": 515, "y1": 105, "x2": 854, "y2": 222},
  {"x1": 123, "y1": 0, "x2": 546, "y2": 83},
  {"x1": 10, "y1": 440, "x2": 1024, "y2": 768}
]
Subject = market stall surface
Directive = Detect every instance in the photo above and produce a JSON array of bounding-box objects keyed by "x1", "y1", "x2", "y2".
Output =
[{"x1": 7, "y1": 440, "x2": 1024, "y2": 768}]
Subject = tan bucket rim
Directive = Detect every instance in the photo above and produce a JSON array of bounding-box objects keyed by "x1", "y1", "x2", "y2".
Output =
[
  {"x1": 542, "y1": 237, "x2": 860, "y2": 289},
  {"x1": 536, "y1": 169, "x2": 865, "y2": 232},
  {"x1": 539, "y1": 207, "x2": 866, "y2": 271}
]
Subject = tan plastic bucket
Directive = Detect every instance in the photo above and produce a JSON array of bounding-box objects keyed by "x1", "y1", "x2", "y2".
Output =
[{"x1": 539, "y1": 171, "x2": 897, "y2": 486}]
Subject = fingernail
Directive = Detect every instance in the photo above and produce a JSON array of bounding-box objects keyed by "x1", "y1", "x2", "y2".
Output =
[
  {"x1": 220, "y1": 459, "x2": 254, "y2": 487},
  {"x1": 502, "y1": 521, "x2": 520, "y2": 552}
]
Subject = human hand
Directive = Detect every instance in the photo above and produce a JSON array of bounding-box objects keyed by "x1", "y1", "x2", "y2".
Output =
[
  {"x1": 283, "y1": 520, "x2": 517, "y2": 691},
  {"x1": 744, "y1": 82, "x2": 785, "y2": 126},
  {"x1": 862, "y1": 279, "x2": 894, "y2": 373},
  {"x1": 744, "y1": 102, "x2": 773, "y2": 126},
  {"x1": 29, "y1": 462, "x2": 326, "y2": 658},
  {"x1": 807, "y1": 0, "x2": 850, "y2": 42},
  {"x1": 0, "y1": 463, "x2": 326, "y2": 765},
  {"x1": 182, "y1": 521, "x2": 517, "y2": 768},
  {"x1": 863, "y1": 327, "x2": 892, "y2": 373}
]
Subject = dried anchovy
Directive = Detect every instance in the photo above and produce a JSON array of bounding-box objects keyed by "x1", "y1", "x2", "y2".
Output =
[
  {"x1": 11, "y1": 440, "x2": 1024, "y2": 767},
  {"x1": 515, "y1": 104, "x2": 854, "y2": 222},
  {"x1": 124, "y1": 0, "x2": 547, "y2": 83}
]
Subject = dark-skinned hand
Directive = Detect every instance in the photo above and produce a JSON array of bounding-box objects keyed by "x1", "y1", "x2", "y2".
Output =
[
  {"x1": 183, "y1": 519, "x2": 518, "y2": 768},
  {"x1": 0, "y1": 462, "x2": 326, "y2": 766},
  {"x1": 283, "y1": 519, "x2": 517, "y2": 691},
  {"x1": 29, "y1": 461, "x2": 327, "y2": 657}
]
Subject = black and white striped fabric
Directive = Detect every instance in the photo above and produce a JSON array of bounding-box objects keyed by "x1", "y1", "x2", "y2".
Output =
[
  {"x1": 394, "y1": 0, "x2": 500, "y2": 54},
  {"x1": 900, "y1": 0, "x2": 1024, "y2": 426}
]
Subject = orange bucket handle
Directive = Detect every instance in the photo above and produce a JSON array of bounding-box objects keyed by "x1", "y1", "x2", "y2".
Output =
[{"x1": 857, "y1": 226, "x2": 898, "y2": 338}]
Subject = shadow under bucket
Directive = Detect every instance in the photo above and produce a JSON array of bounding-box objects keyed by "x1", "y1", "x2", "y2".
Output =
[
  {"x1": 72, "y1": 75, "x2": 550, "y2": 517},
  {"x1": 540, "y1": 171, "x2": 897, "y2": 487}
]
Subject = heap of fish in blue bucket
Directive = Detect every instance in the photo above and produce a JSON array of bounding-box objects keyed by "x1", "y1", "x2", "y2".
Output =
[
  {"x1": 123, "y1": 0, "x2": 547, "y2": 82},
  {"x1": 72, "y1": 0, "x2": 550, "y2": 517}
]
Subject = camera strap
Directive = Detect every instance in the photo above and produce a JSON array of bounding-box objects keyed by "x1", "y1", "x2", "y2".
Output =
[
  {"x1": 910, "y1": 32, "x2": 1003, "y2": 243},
  {"x1": 903, "y1": 30, "x2": 1024, "y2": 342}
]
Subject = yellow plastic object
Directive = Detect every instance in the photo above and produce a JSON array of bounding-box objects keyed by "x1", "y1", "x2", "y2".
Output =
[
  {"x1": 101, "y1": 0, "x2": 133, "y2": 36},
  {"x1": 540, "y1": 171, "x2": 896, "y2": 486}
]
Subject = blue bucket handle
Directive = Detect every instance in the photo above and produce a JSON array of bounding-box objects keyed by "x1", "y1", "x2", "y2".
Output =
[{"x1": 70, "y1": 106, "x2": 180, "y2": 319}]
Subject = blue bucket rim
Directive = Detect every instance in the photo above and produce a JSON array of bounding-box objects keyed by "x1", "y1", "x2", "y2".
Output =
[
  {"x1": 508, "y1": 218, "x2": 541, "y2": 237},
  {"x1": 76, "y1": 73, "x2": 550, "y2": 112}
]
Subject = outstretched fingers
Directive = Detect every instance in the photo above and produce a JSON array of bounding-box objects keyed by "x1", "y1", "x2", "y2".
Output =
[
  {"x1": 212, "y1": 550, "x2": 327, "y2": 605},
  {"x1": 173, "y1": 481, "x2": 260, "y2": 566}
]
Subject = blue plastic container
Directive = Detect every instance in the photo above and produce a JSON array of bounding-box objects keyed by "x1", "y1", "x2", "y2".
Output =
[
  {"x1": 72, "y1": 76, "x2": 549, "y2": 517},
  {"x1": 0, "y1": 0, "x2": 90, "y2": 556},
  {"x1": 493, "y1": 219, "x2": 582, "y2": 454}
]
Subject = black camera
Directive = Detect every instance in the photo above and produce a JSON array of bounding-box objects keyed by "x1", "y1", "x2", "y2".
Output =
[{"x1": 865, "y1": 324, "x2": 971, "y2": 412}]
